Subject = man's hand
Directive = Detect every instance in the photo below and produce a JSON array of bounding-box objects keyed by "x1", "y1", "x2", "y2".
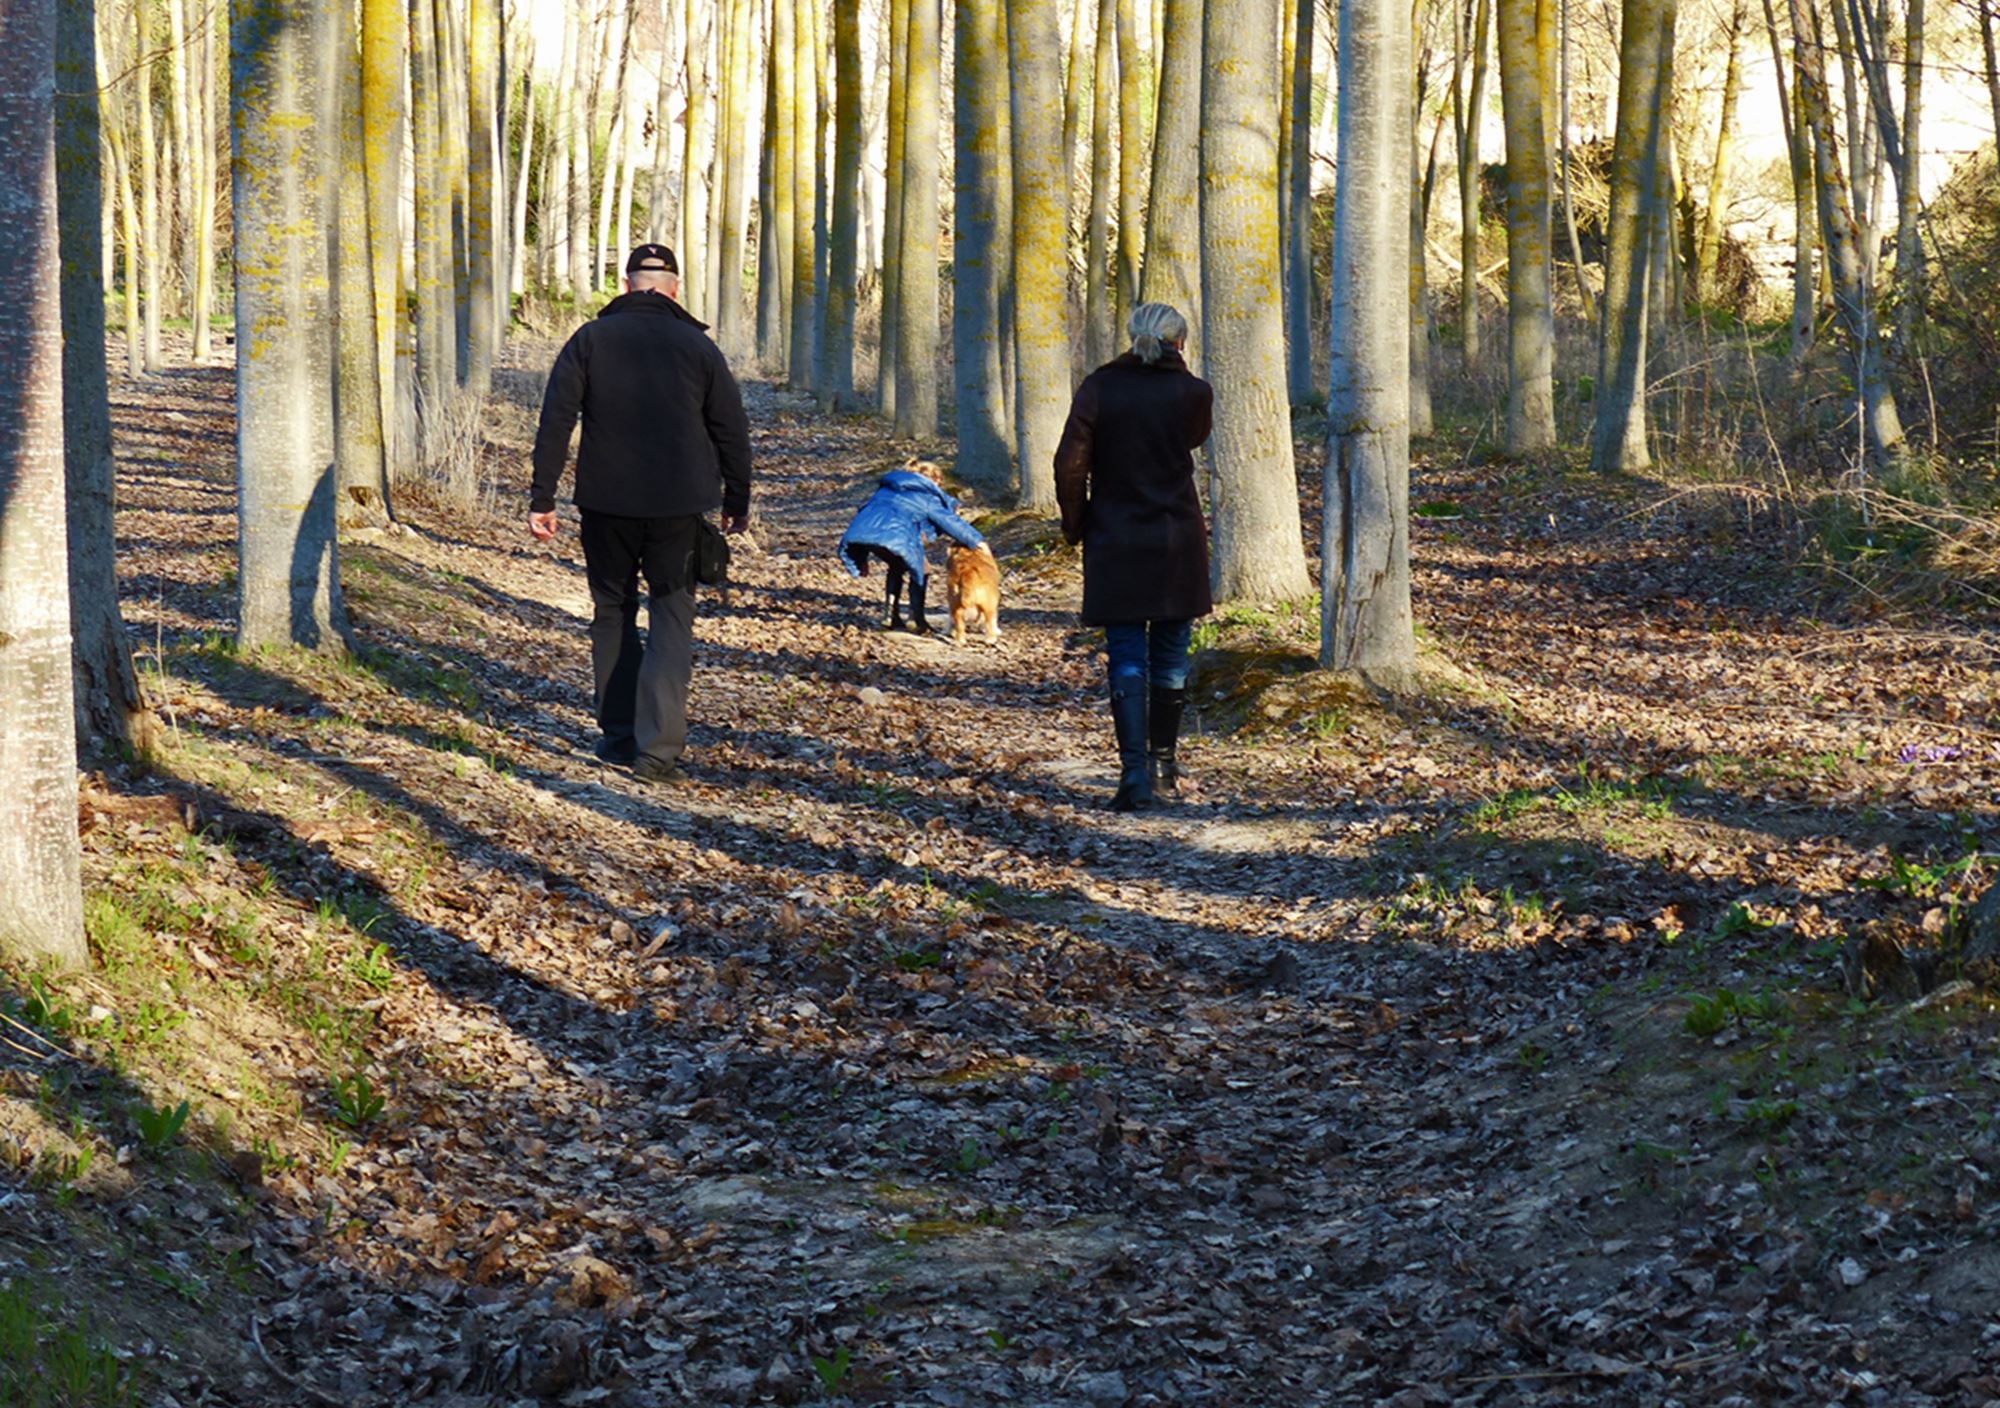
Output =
[
  {"x1": 528, "y1": 511, "x2": 558, "y2": 542},
  {"x1": 723, "y1": 514, "x2": 750, "y2": 536}
]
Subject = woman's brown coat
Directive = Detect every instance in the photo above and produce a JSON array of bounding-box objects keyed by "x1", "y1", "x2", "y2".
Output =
[{"x1": 1054, "y1": 349, "x2": 1216, "y2": 625}]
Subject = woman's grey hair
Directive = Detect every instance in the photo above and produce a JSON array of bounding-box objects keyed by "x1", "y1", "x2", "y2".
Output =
[{"x1": 1128, "y1": 303, "x2": 1188, "y2": 365}]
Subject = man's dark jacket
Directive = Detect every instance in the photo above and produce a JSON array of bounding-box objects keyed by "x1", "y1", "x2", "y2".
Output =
[
  {"x1": 1054, "y1": 349, "x2": 1215, "y2": 626},
  {"x1": 530, "y1": 292, "x2": 752, "y2": 519}
]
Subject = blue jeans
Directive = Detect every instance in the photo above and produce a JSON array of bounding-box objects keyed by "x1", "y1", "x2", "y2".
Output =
[{"x1": 1104, "y1": 620, "x2": 1193, "y2": 692}]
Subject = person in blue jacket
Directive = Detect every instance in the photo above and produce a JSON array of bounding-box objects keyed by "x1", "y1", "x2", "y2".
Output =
[{"x1": 837, "y1": 461, "x2": 987, "y2": 633}]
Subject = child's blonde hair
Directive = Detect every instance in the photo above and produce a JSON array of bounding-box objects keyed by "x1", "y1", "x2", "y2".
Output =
[{"x1": 903, "y1": 457, "x2": 943, "y2": 485}]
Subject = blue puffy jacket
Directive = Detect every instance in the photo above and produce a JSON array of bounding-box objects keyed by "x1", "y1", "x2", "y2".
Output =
[{"x1": 837, "y1": 471, "x2": 985, "y2": 586}]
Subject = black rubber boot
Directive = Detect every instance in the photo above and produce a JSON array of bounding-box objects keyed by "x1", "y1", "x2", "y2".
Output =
[
  {"x1": 907, "y1": 577, "x2": 932, "y2": 634},
  {"x1": 883, "y1": 577, "x2": 903, "y2": 630},
  {"x1": 1108, "y1": 684, "x2": 1153, "y2": 812},
  {"x1": 1148, "y1": 685, "x2": 1185, "y2": 795}
]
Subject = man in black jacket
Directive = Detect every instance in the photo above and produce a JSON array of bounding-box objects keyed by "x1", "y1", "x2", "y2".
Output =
[{"x1": 529, "y1": 243, "x2": 753, "y2": 783}]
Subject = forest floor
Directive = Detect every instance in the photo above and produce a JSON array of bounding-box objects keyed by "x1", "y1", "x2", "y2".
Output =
[{"x1": 3, "y1": 336, "x2": 2000, "y2": 1406}]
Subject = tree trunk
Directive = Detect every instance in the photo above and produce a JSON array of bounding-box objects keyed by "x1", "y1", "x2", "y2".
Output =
[
  {"x1": 1007, "y1": 0, "x2": 1069, "y2": 510},
  {"x1": 466, "y1": 0, "x2": 500, "y2": 393},
  {"x1": 568, "y1": 0, "x2": 596, "y2": 302},
  {"x1": 58, "y1": 0, "x2": 154, "y2": 758},
  {"x1": 878, "y1": 0, "x2": 909, "y2": 413},
  {"x1": 0, "y1": 0, "x2": 86, "y2": 966},
  {"x1": 1495, "y1": 0, "x2": 1556, "y2": 454},
  {"x1": 99, "y1": 22, "x2": 144, "y2": 379},
  {"x1": 1113, "y1": 0, "x2": 1147, "y2": 344},
  {"x1": 952, "y1": 0, "x2": 1009, "y2": 475},
  {"x1": 165, "y1": 0, "x2": 196, "y2": 329},
  {"x1": 1326, "y1": 0, "x2": 1416, "y2": 681},
  {"x1": 893, "y1": 0, "x2": 939, "y2": 433},
  {"x1": 335, "y1": 0, "x2": 392, "y2": 527},
  {"x1": 1792, "y1": 0, "x2": 1905, "y2": 469},
  {"x1": 592, "y1": 0, "x2": 636, "y2": 294},
  {"x1": 232, "y1": 0, "x2": 349, "y2": 652},
  {"x1": 1557, "y1": 0, "x2": 1591, "y2": 321},
  {"x1": 137, "y1": 0, "x2": 164, "y2": 370},
  {"x1": 1084, "y1": 0, "x2": 1115, "y2": 368},
  {"x1": 789, "y1": 0, "x2": 820, "y2": 386},
  {"x1": 1591, "y1": 0, "x2": 1674, "y2": 473},
  {"x1": 824, "y1": 0, "x2": 862, "y2": 404},
  {"x1": 1895, "y1": 0, "x2": 1923, "y2": 357},
  {"x1": 680, "y1": 0, "x2": 712, "y2": 315},
  {"x1": 1141, "y1": 0, "x2": 1201, "y2": 351},
  {"x1": 1412, "y1": 100, "x2": 1443, "y2": 438},
  {"x1": 1983, "y1": 0, "x2": 2000, "y2": 152},
  {"x1": 508, "y1": 35, "x2": 535, "y2": 298},
  {"x1": 361, "y1": 0, "x2": 405, "y2": 475},
  {"x1": 1453, "y1": 0, "x2": 1491, "y2": 365},
  {"x1": 1760, "y1": 0, "x2": 1813, "y2": 367},
  {"x1": 1693, "y1": 0, "x2": 1745, "y2": 304},
  {"x1": 714, "y1": 0, "x2": 756, "y2": 359},
  {"x1": 1284, "y1": 0, "x2": 1315, "y2": 403},
  {"x1": 1202, "y1": 0, "x2": 1311, "y2": 602},
  {"x1": 411, "y1": 0, "x2": 451, "y2": 424},
  {"x1": 192, "y1": 0, "x2": 219, "y2": 359}
]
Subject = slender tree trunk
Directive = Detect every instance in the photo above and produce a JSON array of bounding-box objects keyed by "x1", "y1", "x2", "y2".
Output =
[
  {"x1": 593, "y1": 0, "x2": 637, "y2": 293},
  {"x1": 789, "y1": 0, "x2": 820, "y2": 386},
  {"x1": 1591, "y1": 0, "x2": 1674, "y2": 473},
  {"x1": 953, "y1": 0, "x2": 1008, "y2": 472},
  {"x1": 233, "y1": 0, "x2": 350, "y2": 651},
  {"x1": 1894, "y1": 0, "x2": 1923, "y2": 357},
  {"x1": 1495, "y1": 0, "x2": 1556, "y2": 453},
  {"x1": 1285, "y1": 0, "x2": 1315, "y2": 402},
  {"x1": 894, "y1": 0, "x2": 940, "y2": 434},
  {"x1": 878, "y1": 0, "x2": 909, "y2": 413},
  {"x1": 1084, "y1": 0, "x2": 1115, "y2": 368},
  {"x1": 59, "y1": 0, "x2": 154, "y2": 757},
  {"x1": 508, "y1": 38, "x2": 535, "y2": 297},
  {"x1": 1327, "y1": 0, "x2": 1416, "y2": 681},
  {"x1": 0, "y1": 0, "x2": 86, "y2": 966},
  {"x1": 1983, "y1": 0, "x2": 2000, "y2": 150},
  {"x1": 166, "y1": 0, "x2": 196, "y2": 327},
  {"x1": 1060, "y1": 0, "x2": 1093, "y2": 303},
  {"x1": 1693, "y1": 0, "x2": 1745, "y2": 304},
  {"x1": 1202, "y1": 0, "x2": 1311, "y2": 601},
  {"x1": 1008, "y1": 0, "x2": 1069, "y2": 510},
  {"x1": 100, "y1": 27, "x2": 144, "y2": 379},
  {"x1": 1557, "y1": 0, "x2": 1591, "y2": 321},
  {"x1": 361, "y1": 0, "x2": 405, "y2": 470},
  {"x1": 411, "y1": 0, "x2": 450, "y2": 420},
  {"x1": 568, "y1": 0, "x2": 596, "y2": 301},
  {"x1": 825, "y1": 0, "x2": 862, "y2": 405},
  {"x1": 437, "y1": 0, "x2": 471, "y2": 371},
  {"x1": 715, "y1": 0, "x2": 756, "y2": 358},
  {"x1": 1141, "y1": 0, "x2": 1201, "y2": 349},
  {"x1": 544, "y1": 0, "x2": 576, "y2": 290},
  {"x1": 1412, "y1": 95, "x2": 1443, "y2": 437},
  {"x1": 1761, "y1": 0, "x2": 1813, "y2": 366},
  {"x1": 466, "y1": 0, "x2": 499, "y2": 393},
  {"x1": 192, "y1": 0, "x2": 220, "y2": 358},
  {"x1": 1113, "y1": 0, "x2": 1146, "y2": 343},
  {"x1": 137, "y1": 0, "x2": 165, "y2": 370},
  {"x1": 335, "y1": 0, "x2": 392, "y2": 526},
  {"x1": 1453, "y1": 0, "x2": 1492, "y2": 364},
  {"x1": 1792, "y1": 0, "x2": 1905, "y2": 469},
  {"x1": 680, "y1": 0, "x2": 712, "y2": 315},
  {"x1": 650, "y1": 0, "x2": 682, "y2": 246},
  {"x1": 758, "y1": 0, "x2": 789, "y2": 365}
]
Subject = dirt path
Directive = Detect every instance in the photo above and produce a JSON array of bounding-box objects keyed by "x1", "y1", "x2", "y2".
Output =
[{"x1": 8, "y1": 350, "x2": 1999, "y2": 1405}]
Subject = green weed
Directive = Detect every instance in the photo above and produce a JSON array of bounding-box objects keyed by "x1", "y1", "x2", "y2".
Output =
[
  {"x1": 0, "y1": 1279, "x2": 133, "y2": 1407},
  {"x1": 133, "y1": 1099, "x2": 192, "y2": 1151},
  {"x1": 330, "y1": 1072, "x2": 386, "y2": 1129}
]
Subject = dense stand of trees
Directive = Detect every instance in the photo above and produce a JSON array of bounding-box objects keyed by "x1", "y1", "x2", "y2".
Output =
[{"x1": 0, "y1": 0, "x2": 1981, "y2": 963}]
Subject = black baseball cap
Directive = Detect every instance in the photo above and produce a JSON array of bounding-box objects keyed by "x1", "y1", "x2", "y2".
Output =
[{"x1": 625, "y1": 243, "x2": 679, "y2": 275}]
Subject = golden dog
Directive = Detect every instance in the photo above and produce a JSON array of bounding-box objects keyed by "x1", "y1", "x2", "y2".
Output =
[{"x1": 946, "y1": 542, "x2": 1001, "y2": 646}]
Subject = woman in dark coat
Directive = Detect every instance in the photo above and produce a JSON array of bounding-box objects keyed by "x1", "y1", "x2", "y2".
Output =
[{"x1": 1054, "y1": 303, "x2": 1214, "y2": 811}]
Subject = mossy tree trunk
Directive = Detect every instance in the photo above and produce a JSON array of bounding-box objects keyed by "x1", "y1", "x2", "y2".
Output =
[
  {"x1": 1496, "y1": 0, "x2": 1556, "y2": 454},
  {"x1": 1007, "y1": 0, "x2": 1069, "y2": 510},
  {"x1": 1201, "y1": 0, "x2": 1311, "y2": 602}
]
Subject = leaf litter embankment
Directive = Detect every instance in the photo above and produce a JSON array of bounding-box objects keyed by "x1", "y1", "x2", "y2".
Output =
[{"x1": 3, "y1": 347, "x2": 1998, "y2": 1404}]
